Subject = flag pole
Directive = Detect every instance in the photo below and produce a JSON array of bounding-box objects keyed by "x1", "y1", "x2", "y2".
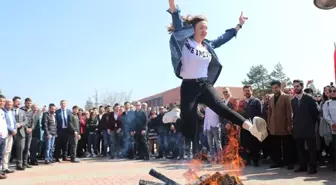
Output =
[{"x1": 334, "y1": 42, "x2": 336, "y2": 83}]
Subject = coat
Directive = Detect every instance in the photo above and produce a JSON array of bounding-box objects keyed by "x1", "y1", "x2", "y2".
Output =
[{"x1": 267, "y1": 92, "x2": 292, "y2": 135}]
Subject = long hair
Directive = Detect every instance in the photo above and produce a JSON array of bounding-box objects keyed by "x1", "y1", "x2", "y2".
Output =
[
  {"x1": 167, "y1": 15, "x2": 207, "y2": 33},
  {"x1": 322, "y1": 85, "x2": 330, "y2": 101}
]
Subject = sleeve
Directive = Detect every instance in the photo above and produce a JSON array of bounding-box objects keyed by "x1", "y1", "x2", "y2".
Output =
[
  {"x1": 203, "y1": 109, "x2": 208, "y2": 132},
  {"x1": 21, "y1": 111, "x2": 28, "y2": 127},
  {"x1": 13, "y1": 114, "x2": 17, "y2": 130},
  {"x1": 254, "y1": 99, "x2": 262, "y2": 117},
  {"x1": 43, "y1": 114, "x2": 49, "y2": 136},
  {"x1": 143, "y1": 112, "x2": 148, "y2": 131},
  {"x1": 31, "y1": 116, "x2": 37, "y2": 130},
  {"x1": 285, "y1": 96, "x2": 293, "y2": 129},
  {"x1": 167, "y1": 6, "x2": 183, "y2": 31},
  {"x1": 80, "y1": 119, "x2": 86, "y2": 127},
  {"x1": 322, "y1": 102, "x2": 334, "y2": 126},
  {"x1": 309, "y1": 96, "x2": 320, "y2": 124},
  {"x1": 267, "y1": 100, "x2": 272, "y2": 128},
  {"x1": 6, "y1": 114, "x2": 14, "y2": 134},
  {"x1": 209, "y1": 28, "x2": 237, "y2": 49},
  {"x1": 68, "y1": 115, "x2": 75, "y2": 133}
]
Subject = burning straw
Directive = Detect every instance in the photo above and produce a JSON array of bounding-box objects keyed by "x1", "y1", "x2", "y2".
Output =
[
  {"x1": 139, "y1": 168, "x2": 243, "y2": 185},
  {"x1": 139, "y1": 127, "x2": 245, "y2": 185}
]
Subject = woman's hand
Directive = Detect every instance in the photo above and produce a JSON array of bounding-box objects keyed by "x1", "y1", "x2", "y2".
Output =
[{"x1": 239, "y1": 12, "x2": 248, "y2": 25}]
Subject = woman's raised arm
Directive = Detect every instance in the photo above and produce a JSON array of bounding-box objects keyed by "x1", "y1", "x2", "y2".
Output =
[
  {"x1": 210, "y1": 12, "x2": 248, "y2": 49},
  {"x1": 167, "y1": 0, "x2": 183, "y2": 31},
  {"x1": 168, "y1": 0, "x2": 176, "y2": 13}
]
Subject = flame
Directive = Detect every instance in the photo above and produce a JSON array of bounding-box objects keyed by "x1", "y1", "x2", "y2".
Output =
[
  {"x1": 218, "y1": 125, "x2": 245, "y2": 175},
  {"x1": 183, "y1": 125, "x2": 244, "y2": 184}
]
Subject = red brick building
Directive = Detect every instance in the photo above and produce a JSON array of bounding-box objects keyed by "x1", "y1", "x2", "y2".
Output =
[{"x1": 138, "y1": 86, "x2": 244, "y2": 107}]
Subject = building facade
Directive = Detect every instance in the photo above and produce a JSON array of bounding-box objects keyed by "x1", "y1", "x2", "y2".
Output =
[{"x1": 138, "y1": 86, "x2": 244, "y2": 108}]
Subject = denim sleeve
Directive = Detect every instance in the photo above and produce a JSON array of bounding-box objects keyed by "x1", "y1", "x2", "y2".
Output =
[
  {"x1": 167, "y1": 6, "x2": 183, "y2": 31},
  {"x1": 209, "y1": 28, "x2": 237, "y2": 49},
  {"x1": 6, "y1": 114, "x2": 14, "y2": 133}
]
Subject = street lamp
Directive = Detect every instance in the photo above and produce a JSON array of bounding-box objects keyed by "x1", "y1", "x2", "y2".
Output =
[{"x1": 314, "y1": 0, "x2": 336, "y2": 10}]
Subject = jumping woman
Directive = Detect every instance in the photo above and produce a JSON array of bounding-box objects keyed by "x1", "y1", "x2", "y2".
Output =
[{"x1": 162, "y1": 0, "x2": 268, "y2": 142}]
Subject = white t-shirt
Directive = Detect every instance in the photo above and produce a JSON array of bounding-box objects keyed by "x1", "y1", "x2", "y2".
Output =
[{"x1": 180, "y1": 38, "x2": 212, "y2": 79}]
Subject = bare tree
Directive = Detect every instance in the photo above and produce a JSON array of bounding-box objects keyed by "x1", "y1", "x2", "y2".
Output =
[
  {"x1": 100, "y1": 90, "x2": 132, "y2": 106},
  {"x1": 84, "y1": 97, "x2": 94, "y2": 111}
]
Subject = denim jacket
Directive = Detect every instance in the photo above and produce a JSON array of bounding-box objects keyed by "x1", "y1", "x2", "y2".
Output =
[
  {"x1": 168, "y1": 6, "x2": 237, "y2": 85},
  {"x1": 2, "y1": 108, "x2": 17, "y2": 134}
]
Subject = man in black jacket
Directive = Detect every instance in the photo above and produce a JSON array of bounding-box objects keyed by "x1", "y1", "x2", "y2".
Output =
[
  {"x1": 28, "y1": 104, "x2": 41, "y2": 166},
  {"x1": 291, "y1": 79, "x2": 319, "y2": 174},
  {"x1": 68, "y1": 106, "x2": 80, "y2": 163},
  {"x1": 99, "y1": 105, "x2": 111, "y2": 157},
  {"x1": 42, "y1": 104, "x2": 57, "y2": 164},
  {"x1": 240, "y1": 85, "x2": 262, "y2": 167},
  {"x1": 133, "y1": 101, "x2": 149, "y2": 160},
  {"x1": 156, "y1": 106, "x2": 170, "y2": 159}
]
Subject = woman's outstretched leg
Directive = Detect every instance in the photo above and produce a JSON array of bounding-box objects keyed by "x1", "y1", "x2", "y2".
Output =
[{"x1": 199, "y1": 82, "x2": 268, "y2": 142}]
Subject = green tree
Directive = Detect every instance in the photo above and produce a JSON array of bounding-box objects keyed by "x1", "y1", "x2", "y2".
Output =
[
  {"x1": 242, "y1": 64, "x2": 271, "y2": 98},
  {"x1": 269, "y1": 62, "x2": 292, "y2": 86}
]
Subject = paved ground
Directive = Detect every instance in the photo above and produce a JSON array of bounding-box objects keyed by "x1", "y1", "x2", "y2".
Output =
[{"x1": 2, "y1": 158, "x2": 335, "y2": 185}]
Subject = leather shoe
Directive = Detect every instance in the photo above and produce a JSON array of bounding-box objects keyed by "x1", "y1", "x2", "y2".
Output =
[
  {"x1": 308, "y1": 168, "x2": 317, "y2": 174},
  {"x1": 3, "y1": 169, "x2": 14, "y2": 174},
  {"x1": 287, "y1": 164, "x2": 294, "y2": 170},
  {"x1": 24, "y1": 164, "x2": 32, "y2": 168},
  {"x1": 294, "y1": 168, "x2": 307, "y2": 172},
  {"x1": 30, "y1": 161, "x2": 39, "y2": 166},
  {"x1": 270, "y1": 164, "x2": 284, "y2": 168},
  {"x1": 16, "y1": 166, "x2": 25, "y2": 171},
  {"x1": 44, "y1": 161, "x2": 51, "y2": 165},
  {"x1": 70, "y1": 158, "x2": 80, "y2": 163},
  {"x1": 0, "y1": 173, "x2": 6, "y2": 179}
]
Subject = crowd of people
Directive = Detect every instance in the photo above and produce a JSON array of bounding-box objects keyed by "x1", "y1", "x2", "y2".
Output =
[{"x1": 0, "y1": 79, "x2": 335, "y2": 180}]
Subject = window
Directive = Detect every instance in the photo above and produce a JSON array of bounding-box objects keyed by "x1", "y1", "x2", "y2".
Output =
[{"x1": 146, "y1": 97, "x2": 163, "y2": 107}]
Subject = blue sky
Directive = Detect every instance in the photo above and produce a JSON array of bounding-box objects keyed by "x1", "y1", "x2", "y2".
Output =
[{"x1": 0, "y1": 0, "x2": 335, "y2": 108}]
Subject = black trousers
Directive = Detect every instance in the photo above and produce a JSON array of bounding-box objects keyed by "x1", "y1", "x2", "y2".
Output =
[
  {"x1": 296, "y1": 138, "x2": 316, "y2": 169},
  {"x1": 134, "y1": 133, "x2": 149, "y2": 158},
  {"x1": 180, "y1": 79, "x2": 246, "y2": 139},
  {"x1": 23, "y1": 135, "x2": 32, "y2": 165},
  {"x1": 68, "y1": 135, "x2": 78, "y2": 159},
  {"x1": 55, "y1": 130, "x2": 68, "y2": 159},
  {"x1": 270, "y1": 135, "x2": 296, "y2": 165},
  {"x1": 97, "y1": 133, "x2": 103, "y2": 155},
  {"x1": 30, "y1": 137, "x2": 39, "y2": 162},
  {"x1": 331, "y1": 135, "x2": 336, "y2": 168},
  {"x1": 15, "y1": 135, "x2": 25, "y2": 167},
  {"x1": 77, "y1": 133, "x2": 87, "y2": 157}
]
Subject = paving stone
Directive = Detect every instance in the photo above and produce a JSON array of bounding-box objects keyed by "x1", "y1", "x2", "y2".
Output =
[{"x1": 1, "y1": 159, "x2": 335, "y2": 185}]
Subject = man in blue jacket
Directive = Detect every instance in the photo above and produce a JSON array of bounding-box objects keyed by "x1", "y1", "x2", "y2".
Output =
[{"x1": 2, "y1": 98, "x2": 17, "y2": 174}]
